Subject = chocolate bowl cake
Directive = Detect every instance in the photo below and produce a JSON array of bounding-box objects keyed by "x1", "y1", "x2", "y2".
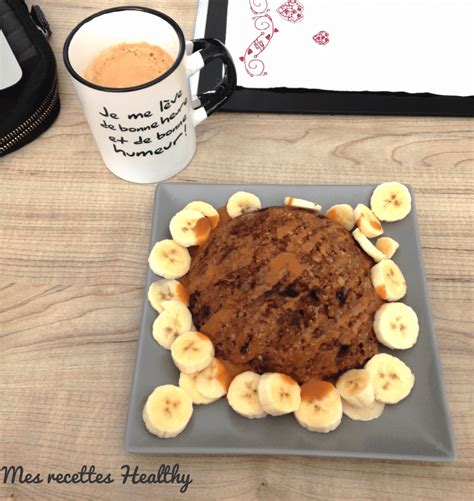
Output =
[{"x1": 182, "y1": 207, "x2": 383, "y2": 384}]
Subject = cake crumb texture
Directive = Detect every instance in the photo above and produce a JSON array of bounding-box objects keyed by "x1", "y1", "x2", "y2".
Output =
[{"x1": 184, "y1": 207, "x2": 382, "y2": 383}]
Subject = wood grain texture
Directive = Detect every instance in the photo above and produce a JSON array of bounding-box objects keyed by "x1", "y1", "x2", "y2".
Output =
[{"x1": 0, "y1": 0, "x2": 473, "y2": 499}]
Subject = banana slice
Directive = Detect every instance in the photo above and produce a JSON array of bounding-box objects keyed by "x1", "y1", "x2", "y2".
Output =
[
  {"x1": 195, "y1": 357, "x2": 232, "y2": 399},
  {"x1": 148, "y1": 279, "x2": 189, "y2": 313},
  {"x1": 326, "y1": 204, "x2": 355, "y2": 231},
  {"x1": 184, "y1": 201, "x2": 220, "y2": 229},
  {"x1": 342, "y1": 399, "x2": 385, "y2": 422},
  {"x1": 284, "y1": 196, "x2": 322, "y2": 212},
  {"x1": 374, "y1": 302, "x2": 419, "y2": 349},
  {"x1": 257, "y1": 373, "x2": 301, "y2": 416},
  {"x1": 143, "y1": 385, "x2": 193, "y2": 438},
  {"x1": 227, "y1": 371, "x2": 266, "y2": 419},
  {"x1": 148, "y1": 239, "x2": 191, "y2": 279},
  {"x1": 370, "y1": 182, "x2": 412, "y2": 222},
  {"x1": 336, "y1": 369, "x2": 375, "y2": 407},
  {"x1": 354, "y1": 204, "x2": 384, "y2": 238},
  {"x1": 294, "y1": 379, "x2": 342, "y2": 433},
  {"x1": 226, "y1": 191, "x2": 261, "y2": 218},
  {"x1": 375, "y1": 237, "x2": 399, "y2": 259},
  {"x1": 179, "y1": 372, "x2": 218, "y2": 405},
  {"x1": 352, "y1": 228, "x2": 387, "y2": 262},
  {"x1": 365, "y1": 353, "x2": 415, "y2": 404},
  {"x1": 152, "y1": 300, "x2": 193, "y2": 349},
  {"x1": 171, "y1": 331, "x2": 215, "y2": 374},
  {"x1": 169, "y1": 209, "x2": 211, "y2": 247},
  {"x1": 371, "y1": 259, "x2": 407, "y2": 301}
]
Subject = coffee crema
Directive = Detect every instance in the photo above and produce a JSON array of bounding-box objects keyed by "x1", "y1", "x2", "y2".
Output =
[{"x1": 84, "y1": 42, "x2": 174, "y2": 88}]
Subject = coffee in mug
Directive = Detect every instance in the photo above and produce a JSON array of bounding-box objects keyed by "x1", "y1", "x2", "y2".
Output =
[
  {"x1": 63, "y1": 7, "x2": 236, "y2": 183},
  {"x1": 84, "y1": 42, "x2": 174, "y2": 88}
]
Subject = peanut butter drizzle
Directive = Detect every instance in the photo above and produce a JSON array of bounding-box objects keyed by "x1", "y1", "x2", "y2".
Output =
[
  {"x1": 200, "y1": 307, "x2": 232, "y2": 336},
  {"x1": 301, "y1": 379, "x2": 334, "y2": 401},
  {"x1": 370, "y1": 218, "x2": 382, "y2": 231},
  {"x1": 264, "y1": 252, "x2": 306, "y2": 286},
  {"x1": 276, "y1": 219, "x2": 300, "y2": 239},
  {"x1": 195, "y1": 332, "x2": 210, "y2": 342},
  {"x1": 215, "y1": 358, "x2": 232, "y2": 389},
  {"x1": 176, "y1": 282, "x2": 190, "y2": 305},
  {"x1": 195, "y1": 217, "x2": 211, "y2": 245},
  {"x1": 375, "y1": 285, "x2": 387, "y2": 299},
  {"x1": 181, "y1": 206, "x2": 249, "y2": 291},
  {"x1": 358, "y1": 211, "x2": 382, "y2": 231},
  {"x1": 279, "y1": 374, "x2": 298, "y2": 386}
]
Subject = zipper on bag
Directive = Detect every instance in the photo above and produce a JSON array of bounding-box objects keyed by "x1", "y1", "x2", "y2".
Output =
[
  {"x1": 0, "y1": 4, "x2": 58, "y2": 156},
  {"x1": 0, "y1": 70, "x2": 58, "y2": 155},
  {"x1": 30, "y1": 5, "x2": 52, "y2": 37}
]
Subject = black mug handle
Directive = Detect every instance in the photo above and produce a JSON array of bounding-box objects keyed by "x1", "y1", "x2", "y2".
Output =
[{"x1": 190, "y1": 38, "x2": 236, "y2": 116}]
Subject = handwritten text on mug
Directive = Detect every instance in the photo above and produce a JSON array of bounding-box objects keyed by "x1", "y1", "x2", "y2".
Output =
[{"x1": 98, "y1": 90, "x2": 187, "y2": 157}]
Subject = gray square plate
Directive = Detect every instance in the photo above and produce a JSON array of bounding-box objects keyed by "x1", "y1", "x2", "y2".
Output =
[{"x1": 124, "y1": 184, "x2": 455, "y2": 460}]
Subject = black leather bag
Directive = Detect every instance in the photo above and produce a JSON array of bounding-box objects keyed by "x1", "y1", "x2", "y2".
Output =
[{"x1": 0, "y1": 0, "x2": 59, "y2": 156}]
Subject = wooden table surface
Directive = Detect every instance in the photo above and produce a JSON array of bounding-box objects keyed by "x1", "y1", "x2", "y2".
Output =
[{"x1": 1, "y1": 1, "x2": 473, "y2": 499}]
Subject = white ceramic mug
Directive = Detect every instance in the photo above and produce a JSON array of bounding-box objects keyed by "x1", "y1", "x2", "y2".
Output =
[{"x1": 63, "y1": 6, "x2": 236, "y2": 183}]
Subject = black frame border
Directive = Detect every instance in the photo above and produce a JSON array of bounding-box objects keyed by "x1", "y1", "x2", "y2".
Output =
[{"x1": 198, "y1": 0, "x2": 474, "y2": 116}]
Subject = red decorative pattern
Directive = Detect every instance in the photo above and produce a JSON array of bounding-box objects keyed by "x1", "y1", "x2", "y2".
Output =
[
  {"x1": 249, "y1": 0, "x2": 269, "y2": 15},
  {"x1": 277, "y1": 0, "x2": 304, "y2": 23},
  {"x1": 313, "y1": 30, "x2": 330, "y2": 45},
  {"x1": 239, "y1": 0, "x2": 279, "y2": 77}
]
